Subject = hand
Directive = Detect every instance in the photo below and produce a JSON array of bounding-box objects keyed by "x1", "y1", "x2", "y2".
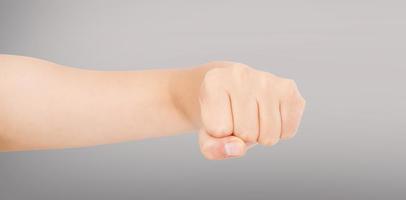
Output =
[{"x1": 198, "y1": 62, "x2": 306, "y2": 160}]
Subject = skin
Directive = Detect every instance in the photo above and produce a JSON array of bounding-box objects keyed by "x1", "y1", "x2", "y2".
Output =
[{"x1": 0, "y1": 54, "x2": 305, "y2": 160}]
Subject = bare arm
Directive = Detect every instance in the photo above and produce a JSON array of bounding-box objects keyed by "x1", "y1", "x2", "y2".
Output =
[
  {"x1": 0, "y1": 55, "x2": 209, "y2": 151},
  {"x1": 0, "y1": 55, "x2": 305, "y2": 160}
]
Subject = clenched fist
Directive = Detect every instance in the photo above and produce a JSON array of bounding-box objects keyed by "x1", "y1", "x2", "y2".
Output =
[
  {"x1": 197, "y1": 62, "x2": 306, "y2": 160},
  {"x1": 0, "y1": 55, "x2": 304, "y2": 153}
]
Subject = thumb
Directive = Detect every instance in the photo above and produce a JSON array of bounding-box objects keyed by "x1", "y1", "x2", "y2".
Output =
[{"x1": 198, "y1": 129, "x2": 249, "y2": 160}]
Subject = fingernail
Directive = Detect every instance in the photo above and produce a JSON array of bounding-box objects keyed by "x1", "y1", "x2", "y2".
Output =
[{"x1": 225, "y1": 142, "x2": 242, "y2": 156}]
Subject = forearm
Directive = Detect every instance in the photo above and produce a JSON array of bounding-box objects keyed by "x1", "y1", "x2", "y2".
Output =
[{"x1": 0, "y1": 55, "x2": 208, "y2": 151}]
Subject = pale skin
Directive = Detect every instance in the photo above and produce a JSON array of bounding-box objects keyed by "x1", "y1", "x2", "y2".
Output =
[{"x1": 0, "y1": 54, "x2": 305, "y2": 160}]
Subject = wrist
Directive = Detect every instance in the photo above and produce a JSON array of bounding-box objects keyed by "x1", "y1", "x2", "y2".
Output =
[{"x1": 169, "y1": 63, "x2": 220, "y2": 131}]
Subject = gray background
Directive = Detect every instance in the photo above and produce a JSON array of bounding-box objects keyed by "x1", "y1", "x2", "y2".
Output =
[{"x1": 0, "y1": 0, "x2": 405, "y2": 199}]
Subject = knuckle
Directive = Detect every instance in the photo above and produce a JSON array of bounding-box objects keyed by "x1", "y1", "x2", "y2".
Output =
[
  {"x1": 207, "y1": 61, "x2": 250, "y2": 71},
  {"x1": 278, "y1": 78, "x2": 298, "y2": 98},
  {"x1": 291, "y1": 92, "x2": 306, "y2": 110},
  {"x1": 231, "y1": 62, "x2": 250, "y2": 70},
  {"x1": 257, "y1": 73, "x2": 272, "y2": 90},
  {"x1": 224, "y1": 62, "x2": 250, "y2": 74},
  {"x1": 204, "y1": 68, "x2": 222, "y2": 82},
  {"x1": 286, "y1": 79, "x2": 297, "y2": 92},
  {"x1": 234, "y1": 64, "x2": 252, "y2": 75},
  {"x1": 296, "y1": 97, "x2": 306, "y2": 110},
  {"x1": 207, "y1": 61, "x2": 235, "y2": 68},
  {"x1": 230, "y1": 63, "x2": 254, "y2": 85},
  {"x1": 198, "y1": 83, "x2": 224, "y2": 105},
  {"x1": 201, "y1": 70, "x2": 225, "y2": 92}
]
